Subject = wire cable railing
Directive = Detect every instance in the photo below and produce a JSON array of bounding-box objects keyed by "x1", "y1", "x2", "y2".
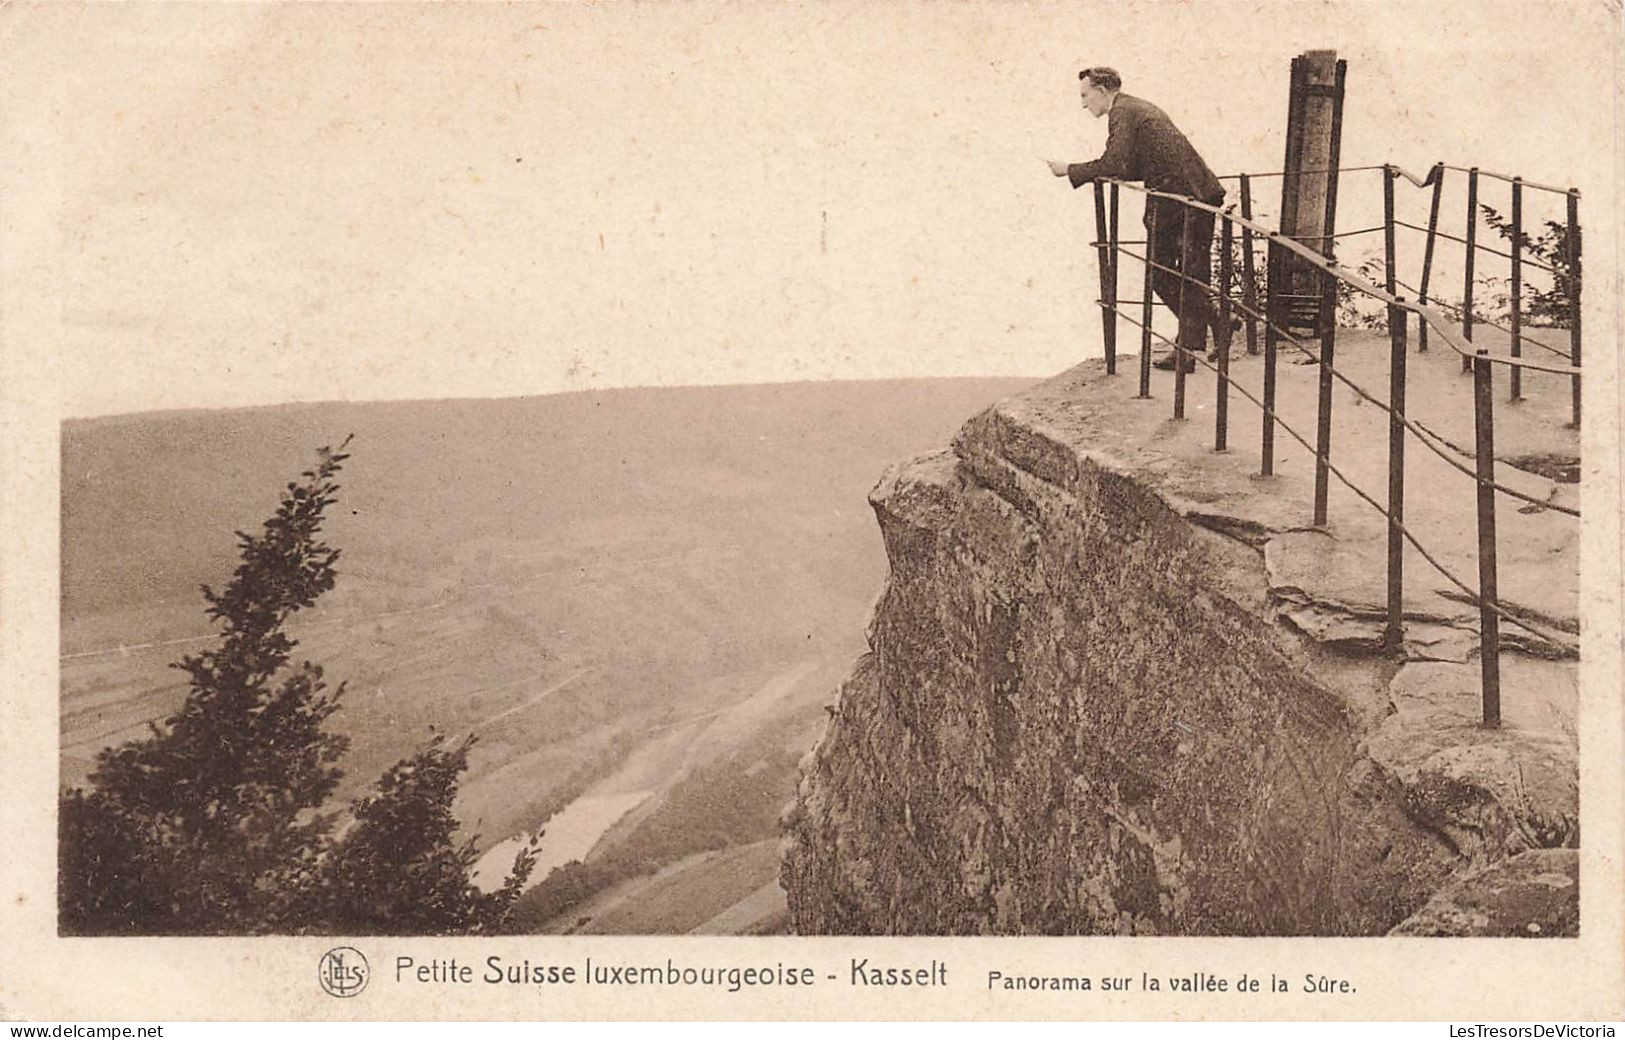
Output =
[
  {"x1": 1440, "y1": 164, "x2": 1571, "y2": 196},
  {"x1": 1104, "y1": 181, "x2": 1575, "y2": 375},
  {"x1": 1391, "y1": 275, "x2": 1571, "y2": 360},
  {"x1": 1116, "y1": 250, "x2": 1573, "y2": 516},
  {"x1": 1105, "y1": 299, "x2": 1574, "y2": 651},
  {"x1": 1389, "y1": 163, "x2": 1582, "y2": 410},
  {"x1": 1217, "y1": 164, "x2": 1391, "y2": 182},
  {"x1": 1393, "y1": 220, "x2": 1558, "y2": 273},
  {"x1": 1081, "y1": 162, "x2": 1583, "y2": 726}
]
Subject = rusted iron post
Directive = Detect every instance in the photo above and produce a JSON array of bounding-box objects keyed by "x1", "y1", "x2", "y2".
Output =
[
  {"x1": 1566, "y1": 189, "x2": 1582, "y2": 428},
  {"x1": 1093, "y1": 183, "x2": 1117, "y2": 374},
  {"x1": 1462, "y1": 167, "x2": 1479, "y2": 372},
  {"x1": 1216, "y1": 215, "x2": 1234, "y2": 452},
  {"x1": 1386, "y1": 296, "x2": 1408, "y2": 651},
  {"x1": 1262, "y1": 238, "x2": 1280, "y2": 476},
  {"x1": 1472, "y1": 350, "x2": 1501, "y2": 727},
  {"x1": 1509, "y1": 178, "x2": 1523, "y2": 400},
  {"x1": 1139, "y1": 203, "x2": 1157, "y2": 398},
  {"x1": 1417, "y1": 164, "x2": 1444, "y2": 352},
  {"x1": 1239, "y1": 174, "x2": 1260, "y2": 355},
  {"x1": 1312, "y1": 263, "x2": 1337, "y2": 527},
  {"x1": 1110, "y1": 182, "x2": 1121, "y2": 372},
  {"x1": 1174, "y1": 205, "x2": 1190, "y2": 420}
]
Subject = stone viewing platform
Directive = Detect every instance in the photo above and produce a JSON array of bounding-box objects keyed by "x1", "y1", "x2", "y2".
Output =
[
  {"x1": 989, "y1": 326, "x2": 1578, "y2": 656},
  {"x1": 781, "y1": 332, "x2": 1578, "y2": 936}
]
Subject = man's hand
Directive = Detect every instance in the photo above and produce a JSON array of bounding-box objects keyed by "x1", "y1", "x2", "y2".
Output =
[{"x1": 1045, "y1": 159, "x2": 1072, "y2": 178}]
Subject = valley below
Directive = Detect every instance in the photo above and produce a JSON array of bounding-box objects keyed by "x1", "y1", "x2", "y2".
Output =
[{"x1": 59, "y1": 377, "x2": 1033, "y2": 934}]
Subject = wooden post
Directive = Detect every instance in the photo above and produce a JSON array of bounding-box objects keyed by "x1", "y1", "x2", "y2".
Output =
[
  {"x1": 1281, "y1": 52, "x2": 1341, "y2": 259},
  {"x1": 1279, "y1": 50, "x2": 1344, "y2": 336},
  {"x1": 1320, "y1": 60, "x2": 1348, "y2": 274}
]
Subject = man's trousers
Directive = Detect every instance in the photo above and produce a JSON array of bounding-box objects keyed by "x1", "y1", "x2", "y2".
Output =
[{"x1": 1145, "y1": 196, "x2": 1217, "y2": 355}]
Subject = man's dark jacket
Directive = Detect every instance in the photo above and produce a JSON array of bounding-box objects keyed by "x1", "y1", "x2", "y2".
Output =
[{"x1": 1067, "y1": 93, "x2": 1224, "y2": 207}]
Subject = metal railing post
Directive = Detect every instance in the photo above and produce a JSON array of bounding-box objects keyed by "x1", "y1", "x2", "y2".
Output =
[
  {"x1": 1462, "y1": 167, "x2": 1479, "y2": 372},
  {"x1": 1472, "y1": 350, "x2": 1501, "y2": 727},
  {"x1": 1417, "y1": 164, "x2": 1444, "y2": 352},
  {"x1": 1510, "y1": 178, "x2": 1523, "y2": 400},
  {"x1": 1239, "y1": 174, "x2": 1260, "y2": 355},
  {"x1": 1174, "y1": 205, "x2": 1190, "y2": 420},
  {"x1": 1382, "y1": 164, "x2": 1398, "y2": 295},
  {"x1": 1110, "y1": 182, "x2": 1121, "y2": 372},
  {"x1": 1261, "y1": 238, "x2": 1280, "y2": 476},
  {"x1": 1566, "y1": 189, "x2": 1582, "y2": 428},
  {"x1": 1386, "y1": 296, "x2": 1408, "y2": 651},
  {"x1": 1093, "y1": 182, "x2": 1117, "y2": 374},
  {"x1": 1312, "y1": 263, "x2": 1338, "y2": 527},
  {"x1": 1139, "y1": 201, "x2": 1157, "y2": 399},
  {"x1": 1216, "y1": 215, "x2": 1234, "y2": 452}
]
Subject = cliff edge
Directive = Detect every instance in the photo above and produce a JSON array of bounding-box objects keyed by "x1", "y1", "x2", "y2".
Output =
[{"x1": 781, "y1": 343, "x2": 1578, "y2": 936}]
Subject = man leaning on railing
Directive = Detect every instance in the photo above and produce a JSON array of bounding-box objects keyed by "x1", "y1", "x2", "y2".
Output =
[{"x1": 1047, "y1": 67, "x2": 1230, "y2": 372}]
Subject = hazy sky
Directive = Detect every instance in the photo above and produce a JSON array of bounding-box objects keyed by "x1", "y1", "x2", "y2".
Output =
[{"x1": 3, "y1": 1, "x2": 1617, "y2": 417}]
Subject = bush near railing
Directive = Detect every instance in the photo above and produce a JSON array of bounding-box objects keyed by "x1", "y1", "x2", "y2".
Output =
[
  {"x1": 1478, "y1": 203, "x2": 1578, "y2": 328},
  {"x1": 1329, "y1": 202, "x2": 1577, "y2": 334},
  {"x1": 1334, "y1": 258, "x2": 1394, "y2": 331}
]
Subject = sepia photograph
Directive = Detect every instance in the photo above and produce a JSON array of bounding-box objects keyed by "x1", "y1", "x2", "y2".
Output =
[{"x1": 4, "y1": 0, "x2": 1622, "y2": 1022}]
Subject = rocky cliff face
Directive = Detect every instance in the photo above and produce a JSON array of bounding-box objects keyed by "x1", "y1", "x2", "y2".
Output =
[{"x1": 780, "y1": 353, "x2": 1578, "y2": 936}]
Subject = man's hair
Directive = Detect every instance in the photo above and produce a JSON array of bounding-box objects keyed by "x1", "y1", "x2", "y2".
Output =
[{"x1": 1078, "y1": 67, "x2": 1122, "y2": 92}]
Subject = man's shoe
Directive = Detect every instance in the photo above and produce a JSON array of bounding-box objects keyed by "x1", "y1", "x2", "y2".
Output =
[{"x1": 1152, "y1": 352, "x2": 1197, "y2": 373}]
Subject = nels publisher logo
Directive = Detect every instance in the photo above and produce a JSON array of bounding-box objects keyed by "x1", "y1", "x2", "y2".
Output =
[{"x1": 318, "y1": 946, "x2": 370, "y2": 998}]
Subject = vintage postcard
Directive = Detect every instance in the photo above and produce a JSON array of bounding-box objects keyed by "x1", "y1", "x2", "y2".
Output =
[{"x1": 2, "y1": 0, "x2": 1621, "y2": 1022}]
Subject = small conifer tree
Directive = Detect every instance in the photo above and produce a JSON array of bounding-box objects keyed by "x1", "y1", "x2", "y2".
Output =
[{"x1": 60, "y1": 440, "x2": 534, "y2": 935}]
